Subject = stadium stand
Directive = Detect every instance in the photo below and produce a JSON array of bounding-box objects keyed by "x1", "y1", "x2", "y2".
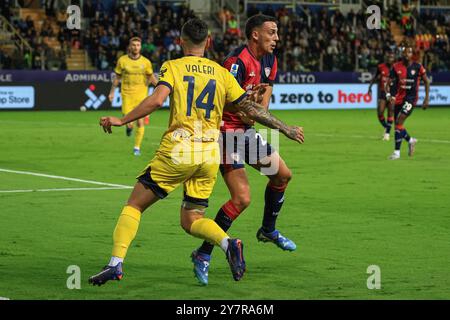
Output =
[{"x1": 0, "y1": 0, "x2": 449, "y2": 72}]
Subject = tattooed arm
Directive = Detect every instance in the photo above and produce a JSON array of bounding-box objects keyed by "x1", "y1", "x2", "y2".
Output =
[{"x1": 236, "y1": 97, "x2": 304, "y2": 143}]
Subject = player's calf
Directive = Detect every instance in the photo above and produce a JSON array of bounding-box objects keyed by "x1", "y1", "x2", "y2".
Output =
[
  {"x1": 378, "y1": 114, "x2": 388, "y2": 129},
  {"x1": 262, "y1": 170, "x2": 291, "y2": 233},
  {"x1": 197, "y1": 200, "x2": 242, "y2": 256}
]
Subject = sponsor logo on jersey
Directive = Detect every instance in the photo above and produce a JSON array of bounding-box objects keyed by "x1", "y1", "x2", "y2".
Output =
[{"x1": 159, "y1": 67, "x2": 167, "y2": 78}]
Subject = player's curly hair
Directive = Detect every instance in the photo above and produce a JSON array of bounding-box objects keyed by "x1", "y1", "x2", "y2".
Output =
[{"x1": 181, "y1": 18, "x2": 209, "y2": 45}]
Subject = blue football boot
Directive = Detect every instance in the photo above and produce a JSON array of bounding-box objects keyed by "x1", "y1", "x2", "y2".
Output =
[
  {"x1": 88, "y1": 263, "x2": 123, "y2": 286},
  {"x1": 256, "y1": 228, "x2": 297, "y2": 251},
  {"x1": 133, "y1": 147, "x2": 141, "y2": 156},
  {"x1": 226, "y1": 238, "x2": 246, "y2": 281},
  {"x1": 191, "y1": 250, "x2": 210, "y2": 286}
]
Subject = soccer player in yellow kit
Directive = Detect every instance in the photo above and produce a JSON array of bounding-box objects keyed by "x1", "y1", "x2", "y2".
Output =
[
  {"x1": 109, "y1": 37, "x2": 158, "y2": 156},
  {"x1": 89, "y1": 19, "x2": 304, "y2": 286}
]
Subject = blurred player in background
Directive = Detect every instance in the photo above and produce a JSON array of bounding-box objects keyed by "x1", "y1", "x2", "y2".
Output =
[
  {"x1": 109, "y1": 37, "x2": 158, "y2": 156},
  {"x1": 386, "y1": 46, "x2": 430, "y2": 160},
  {"x1": 368, "y1": 51, "x2": 396, "y2": 141},
  {"x1": 89, "y1": 18, "x2": 304, "y2": 286},
  {"x1": 191, "y1": 14, "x2": 300, "y2": 286}
]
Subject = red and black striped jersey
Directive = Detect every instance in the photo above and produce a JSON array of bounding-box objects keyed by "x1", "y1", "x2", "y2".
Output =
[
  {"x1": 377, "y1": 63, "x2": 391, "y2": 93},
  {"x1": 389, "y1": 61, "x2": 426, "y2": 105},
  {"x1": 222, "y1": 45, "x2": 278, "y2": 130}
]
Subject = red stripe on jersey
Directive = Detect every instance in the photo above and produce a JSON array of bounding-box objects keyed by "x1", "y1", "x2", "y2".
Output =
[
  {"x1": 378, "y1": 63, "x2": 390, "y2": 93},
  {"x1": 221, "y1": 46, "x2": 277, "y2": 131}
]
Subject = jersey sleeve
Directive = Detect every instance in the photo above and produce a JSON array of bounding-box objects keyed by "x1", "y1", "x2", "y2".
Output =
[
  {"x1": 225, "y1": 70, "x2": 247, "y2": 104},
  {"x1": 223, "y1": 56, "x2": 246, "y2": 86},
  {"x1": 156, "y1": 61, "x2": 174, "y2": 93},
  {"x1": 145, "y1": 59, "x2": 154, "y2": 75},
  {"x1": 267, "y1": 56, "x2": 278, "y2": 85},
  {"x1": 114, "y1": 56, "x2": 123, "y2": 75}
]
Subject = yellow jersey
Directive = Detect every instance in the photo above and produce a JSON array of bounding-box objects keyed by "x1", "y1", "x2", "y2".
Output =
[
  {"x1": 157, "y1": 55, "x2": 246, "y2": 155},
  {"x1": 114, "y1": 54, "x2": 154, "y2": 95}
]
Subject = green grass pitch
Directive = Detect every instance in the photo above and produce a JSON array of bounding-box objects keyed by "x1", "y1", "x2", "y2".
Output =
[{"x1": 0, "y1": 108, "x2": 449, "y2": 299}]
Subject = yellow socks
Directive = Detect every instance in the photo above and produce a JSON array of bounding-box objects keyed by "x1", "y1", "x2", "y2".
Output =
[
  {"x1": 190, "y1": 218, "x2": 228, "y2": 247},
  {"x1": 134, "y1": 126, "x2": 145, "y2": 150},
  {"x1": 112, "y1": 206, "x2": 141, "y2": 259}
]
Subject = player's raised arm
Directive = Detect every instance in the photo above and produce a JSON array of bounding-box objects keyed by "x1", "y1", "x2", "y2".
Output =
[
  {"x1": 100, "y1": 85, "x2": 170, "y2": 133},
  {"x1": 236, "y1": 96, "x2": 304, "y2": 143},
  {"x1": 224, "y1": 70, "x2": 303, "y2": 143}
]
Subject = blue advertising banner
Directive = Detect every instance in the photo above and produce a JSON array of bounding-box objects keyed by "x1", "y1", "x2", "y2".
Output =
[
  {"x1": 270, "y1": 84, "x2": 450, "y2": 110},
  {"x1": 275, "y1": 71, "x2": 450, "y2": 84},
  {"x1": 1, "y1": 70, "x2": 449, "y2": 84},
  {"x1": 0, "y1": 86, "x2": 35, "y2": 109},
  {"x1": 0, "y1": 71, "x2": 115, "y2": 83}
]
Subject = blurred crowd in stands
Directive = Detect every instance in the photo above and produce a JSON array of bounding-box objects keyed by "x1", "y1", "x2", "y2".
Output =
[
  {"x1": 0, "y1": 0, "x2": 70, "y2": 70},
  {"x1": 0, "y1": 0, "x2": 449, "y2": 73},
  {"x1": 212, "y1": 1, "x2": 450, "y2": 72},
  {"x1": 82, "y1": 0, "x2": 195, "y2": 70}
]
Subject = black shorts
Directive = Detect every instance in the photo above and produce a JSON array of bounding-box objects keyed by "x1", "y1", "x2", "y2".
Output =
[
  {"x1": 378, "y1": 91, "x2": 387, "y2": 100},
  {"x1": 219, "y1": 128, "x2": 274, "y2": 174},
  {"x1": 395, "y1": 100, "x2": 415, "y2": 118}
]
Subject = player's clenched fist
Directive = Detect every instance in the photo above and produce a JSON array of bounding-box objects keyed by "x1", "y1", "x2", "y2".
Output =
[
  {"x1": 99, "y1": 116, "x2": 123, "y2": 134},
  {"x1": 284, "y1": 126, "x2": 304, "y2": 143}
]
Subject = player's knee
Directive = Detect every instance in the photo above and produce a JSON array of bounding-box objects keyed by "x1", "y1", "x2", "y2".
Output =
[
  {"x1": 272, "y1": 168, "x2": 292, "y2": 186},
  {"x1": 180, "y1": 215, "x2": 195, "y2": 234},
  {"x1": 180, "y1": 220, "x2": 192, "y2": 234},
  {"x1": 231, "y1": 194, "x2": 251, "y2": 211},
  {"x1": 180, "y1": 201, "x2": 206, "y2": 233}
]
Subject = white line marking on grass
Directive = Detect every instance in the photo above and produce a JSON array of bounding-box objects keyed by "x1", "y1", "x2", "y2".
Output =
[
  {"x1": 0, "y1": 187, "x2": 129, "y2": 194},
  {"x1": 0, "y1": 168, "x2": 133, "y2": 189}
]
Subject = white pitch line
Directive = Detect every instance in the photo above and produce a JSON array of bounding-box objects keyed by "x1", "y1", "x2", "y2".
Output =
[
  {"x1": 0, "y1": 168, "x2": 133, "y2": 188},
  {"x1": 0, "y1": 187, "x2": 130, "y2": 194}
]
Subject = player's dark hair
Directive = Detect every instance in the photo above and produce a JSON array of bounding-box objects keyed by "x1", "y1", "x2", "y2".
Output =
[
  {"x1": 181, "y1": 18, "x2": 209, "y2": 45},
  {"x1": 245, "y1": 14, "x2": 277, "y2": 40}
]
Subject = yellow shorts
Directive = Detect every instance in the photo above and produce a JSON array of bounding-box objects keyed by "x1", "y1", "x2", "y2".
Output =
[
  {"x1": 136, "y1": 148, "x2": 220, "y2": 207},
  {"x1": 121, "y1": 92, "x2": 148, "y2": 115}
]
